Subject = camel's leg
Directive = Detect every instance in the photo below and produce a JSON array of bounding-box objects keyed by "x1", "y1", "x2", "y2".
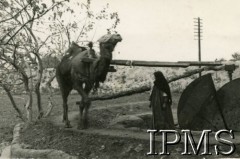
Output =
[
  {"x1": 83, "y1": 83, "x2": 92, "y2": 129},
  {"x1": 76, "y1": 83, "x2": 91, "y2": 129},
  {"x1": 61, "y1": 87, "x2": 72, "y2": 128},
  {"x1": 83, "y1": 100, "x2": 91, "y2": 129},
  {"x1": 78, "y1": 100, "x2": 84, "y2": 129},
  {"x1": 56, "y1": 72, "x2": 72, "y2": 128},
  {"x1": 56, "y1": 64, "x2": 76, "y2": 128}
]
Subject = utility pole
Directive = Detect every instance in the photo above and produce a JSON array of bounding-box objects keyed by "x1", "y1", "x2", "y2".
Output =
[{"x1": 194, "y1": 17, "x2": 203, "y2": 77}]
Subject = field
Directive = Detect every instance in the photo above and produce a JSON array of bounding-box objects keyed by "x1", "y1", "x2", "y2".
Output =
[
  {"x1": 0, "y1": 92, "x2": 169, "y2": 159},
  {"x1": 0, "y1": 93, "x2": 224, "y2": 158},
  {"x1": 1, "y1": 63, "x2": 240, "y2": 158},
  {"x1": 1, "y1": 92, "x2": 239, "y2": 158}
]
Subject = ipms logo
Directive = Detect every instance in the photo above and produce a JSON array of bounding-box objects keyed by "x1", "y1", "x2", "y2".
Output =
[{"x1": 147, "y1": 129, "x2": 235, "y2": 156}]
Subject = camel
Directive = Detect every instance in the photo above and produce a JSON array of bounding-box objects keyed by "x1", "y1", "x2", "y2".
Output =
[{"x1": 56, "y1": 34, "x2": 122, "y2": 129}]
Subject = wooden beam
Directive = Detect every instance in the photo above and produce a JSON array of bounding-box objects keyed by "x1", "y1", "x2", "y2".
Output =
[
  {"x1": 76, "y1": 85, "x2": 151, "y2": 103},
  {"x1": 111, "y1": 60, "x2": 223, "y2": 67},
  {"x1": 178, "y1": 61, "x2": 222, "y2": 66},
  {"x1": 111, "y1": 60, "x2": 190, "y2": 67}
]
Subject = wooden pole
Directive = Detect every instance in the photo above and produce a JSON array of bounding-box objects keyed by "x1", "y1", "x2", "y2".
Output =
[
  {"x1": 198, "y1": 17, "x2": 202, "y2": 77},
  {"x1": 110, "y1": 60, "x2": 222, "y2": 67},
  {"x1": 194, "y1": 17, "x2": 203, "y2": 77}
]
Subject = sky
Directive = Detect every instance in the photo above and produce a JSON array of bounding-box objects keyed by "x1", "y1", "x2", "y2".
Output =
[{"x1": 89, "y1": 0, "x2": 240, "y2": 62}]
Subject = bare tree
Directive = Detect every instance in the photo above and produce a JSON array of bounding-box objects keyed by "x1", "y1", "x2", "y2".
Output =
[
  {"x1": 0, "y1": 0, "x2": 120, "y2": 122},
  {"x1": 231, "y1": 52, "x2": 240, "y2": 61}
]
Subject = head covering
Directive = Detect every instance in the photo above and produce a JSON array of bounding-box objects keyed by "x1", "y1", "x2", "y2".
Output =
[
  {"x1": 154, "y1": 71, "x2": 166, "y2": 83},
  {"x1": 153, "y1": 71, "x2": 172, "y2": 101}
]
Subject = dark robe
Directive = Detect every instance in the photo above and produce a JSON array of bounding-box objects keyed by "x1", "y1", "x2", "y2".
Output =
[{"x1": 149, "y1": 83, "x2": 174, "y2": 130}]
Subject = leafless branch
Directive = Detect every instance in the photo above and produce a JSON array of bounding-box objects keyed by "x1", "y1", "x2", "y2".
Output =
[
  {"x1": 13, "y1": 44, "x2": 18, "y2": 64},
  {"x1": 0, "y1": 4, "x2": 29, "y2": 23},
  {"x1": 66, "y1": 26, "x2": 71, "y2": 47},
  {"x1": 0, "y1": 82, "x2": 25, "y2": 121},
  {"x1": 37, "y1": 33, "x2": 57, "y2": 52},
  {"x1": 76, "y1": 17, "x2": 88, "y2": 42},
  {"x1": 168, "y1": 66, "x2": 225, "y2": 83},
  {"x1": 4, "y1": 0, "x2": 68, "y2": 45}
]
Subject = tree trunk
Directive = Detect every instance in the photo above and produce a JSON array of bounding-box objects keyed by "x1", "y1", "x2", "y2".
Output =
[
  {"x1": 34, "y1": 54, "x2": 44, "y2": 119},
  {"x1": 168, "y1": 65, "x2": 224, "y2": 83},
  {"x1": 25, "y1": 90, "x2": 33, "y2": 122},
  {"x1": 44, "y1": 75, "x2": 56, "y2": 117},
  {"x1": 76, "y1": 66, "x2": 225, "y2": 102},
  {"x1": 90, "y1": 85, "x2": 150, "y2": 101},
  {"x1": 24, "y1": 62, "x2": 33, "y2": 122},
  {"x1": 1, "y1": 84, "x2": 25, "y2": 121}
]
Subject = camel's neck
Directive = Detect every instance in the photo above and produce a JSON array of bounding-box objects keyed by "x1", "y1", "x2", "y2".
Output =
[
  {"x1": 94, "y1": 57, "x2": 111, "y2": 83},
  {"x1": 97, "y1": 53, "x2": 112, "y2": 76},
  {"x1": 95, "y1": 43, "x2": 115, "y2": 83},
  {"x1": 99, "y1": 43, "x2": 116, "y2": 60}
]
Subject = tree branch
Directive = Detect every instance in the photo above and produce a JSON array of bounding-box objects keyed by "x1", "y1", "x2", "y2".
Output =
[
  {"x1": 0, "y1": 82, "x2": 25, "y2": 121},
  {"x1": 4, "y1": 0, "x2": 68, "y2": 45},
  {"x1": 168, "y1": 66, "x2": 224, "y2": 83},
  {"x1": 78, "y1": 66, "x2": 226, "y2": 101},
  {"x1": 76, "y1": 17, "x2": 88, "y2": 42},
  {"x1": 0, "y1": 4, "x2": 29, "y2": 23}
]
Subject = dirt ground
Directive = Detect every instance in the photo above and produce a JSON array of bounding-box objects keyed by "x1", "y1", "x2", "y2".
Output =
[
  {"x1": 17, "y1": 92, "x2": 240, "y2": 159},
  {"x1": 0, "y1": 92, "x2": 145, "y2": 138},
  {"x1": 20, "y1": 120, "x2": 240, "y2": 159},
  {"x1": 20, "y1": 120, "x2": 209, "y2": 159}
]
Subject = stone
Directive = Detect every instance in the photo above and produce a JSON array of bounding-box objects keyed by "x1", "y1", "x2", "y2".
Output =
[
  {"x1": 0, "y1": 142, "x2": 10, "y2": 157},
  {"x1": 124, "y1": 145, "x2": 134, "y2": 153},
  {"x1": 99, "y1": 145, "x2": 105, "y2": 151},
  {"x1": 110, "y1": 115, "x2": 144, "y2": 128},
  {"x1": 134, "y1": 144, "x2": 143, "y2": 152}
]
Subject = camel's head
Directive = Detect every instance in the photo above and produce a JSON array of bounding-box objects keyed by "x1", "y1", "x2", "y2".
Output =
[
  {"x1": 93, "y1": 34, "x2": 122, "y2": 86},
  {"x1": 98, "y1": 34, "x2": 122, "y2": 53},
  {"x1": 98, "y1": 33, "x2": 122, "y2": 44}
]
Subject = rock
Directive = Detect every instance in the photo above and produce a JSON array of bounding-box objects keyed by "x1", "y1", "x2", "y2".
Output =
[
  {"x1": 111, "y1": 140, "x2": 124, "y2": 147},
  {"x1": 89, "y1": 153, "x2": 99, "y2": 159},
  {"x1": 123, "y1": 145, "x2": 134, "y2": 154},
  {"x1": 0, "y1": 142, "x2": 10, "y2": 155},
  {"x1": 0, "y1": 146, "x2": 11, "y2": 158},
  {"x1": 110, "y1": 115, "x2": 144, "y2": 128},
  {"x1": 20, "y1": 143, "x2": 32, "y2": 149},
  {"x1": 99, "y1": 145, "x2": 105, "y2": 151},
  {"x1": 175, "y1": 147, "x2": 183, "y2": 152},
  {"x1": 108, "y1": 123, "x2": 125, "y2": 129},
  {"x1": 134, "y1": 144, "x2": 143, "y2": 152},
  {"x1": 128, "y1": 127, "x2": 140, "y2": 131}
]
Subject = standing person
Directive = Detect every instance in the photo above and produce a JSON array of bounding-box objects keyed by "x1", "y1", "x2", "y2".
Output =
[{"x1": 149, "y1": 71, "x2": 175, "y2": 129}]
